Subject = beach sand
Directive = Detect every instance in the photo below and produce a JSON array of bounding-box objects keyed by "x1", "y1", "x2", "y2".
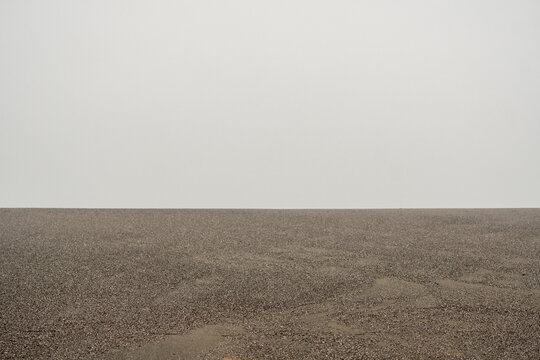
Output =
[{"x1": 1, "y1": 209, "x2": 538, "y2": 359}]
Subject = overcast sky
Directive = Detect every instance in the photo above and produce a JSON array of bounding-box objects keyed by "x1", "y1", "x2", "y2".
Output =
[{"x1": 1, "y1": 0, "x2": 539, "y2": 208}]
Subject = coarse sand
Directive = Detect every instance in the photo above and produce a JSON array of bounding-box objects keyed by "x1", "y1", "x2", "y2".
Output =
[{"x1": 0, "y1": 209, "x2": 539, "y2": 359}]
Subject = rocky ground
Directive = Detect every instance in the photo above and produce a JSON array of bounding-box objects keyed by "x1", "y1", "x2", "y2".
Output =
[{"x1": 0, "y1": 209, "x2": 539, "y2": 359}]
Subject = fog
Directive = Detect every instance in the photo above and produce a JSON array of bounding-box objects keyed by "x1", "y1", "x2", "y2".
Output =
[{"x1": 1, "y1": 0, "x2": 539, "y2": 208}]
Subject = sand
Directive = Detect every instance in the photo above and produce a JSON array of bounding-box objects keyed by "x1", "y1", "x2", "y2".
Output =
[{"x1": 0, "y1": 209, "x2": 539, "y2": 359}]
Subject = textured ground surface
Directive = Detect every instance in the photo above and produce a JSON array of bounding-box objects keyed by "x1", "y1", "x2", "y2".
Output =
[{"x1": 0, "y1": 209, "x2": 539, "y2": 359}]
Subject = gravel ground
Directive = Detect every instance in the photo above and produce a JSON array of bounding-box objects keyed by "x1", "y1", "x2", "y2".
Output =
[{"x1": 0, "y1": 209, "x2": 539, "y2": 359}]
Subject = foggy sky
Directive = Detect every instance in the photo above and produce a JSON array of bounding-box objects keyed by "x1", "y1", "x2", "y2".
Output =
[{"x1": 1, "y1": 1, "x2": 539, "y2": 208}]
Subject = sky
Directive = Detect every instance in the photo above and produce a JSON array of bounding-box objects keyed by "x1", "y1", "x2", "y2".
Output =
[{"x1": 1, "y1": 0, "x2": 539, "y2": 208}]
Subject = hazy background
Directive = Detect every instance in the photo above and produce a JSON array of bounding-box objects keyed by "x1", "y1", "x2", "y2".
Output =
[{"x1": 1, "y1": 0, "x2": 539, "y2": 208}]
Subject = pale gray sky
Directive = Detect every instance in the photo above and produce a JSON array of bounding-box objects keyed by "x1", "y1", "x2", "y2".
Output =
[{"x1": 1, "y1": 0, "x2": 539, "y2": 208}]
